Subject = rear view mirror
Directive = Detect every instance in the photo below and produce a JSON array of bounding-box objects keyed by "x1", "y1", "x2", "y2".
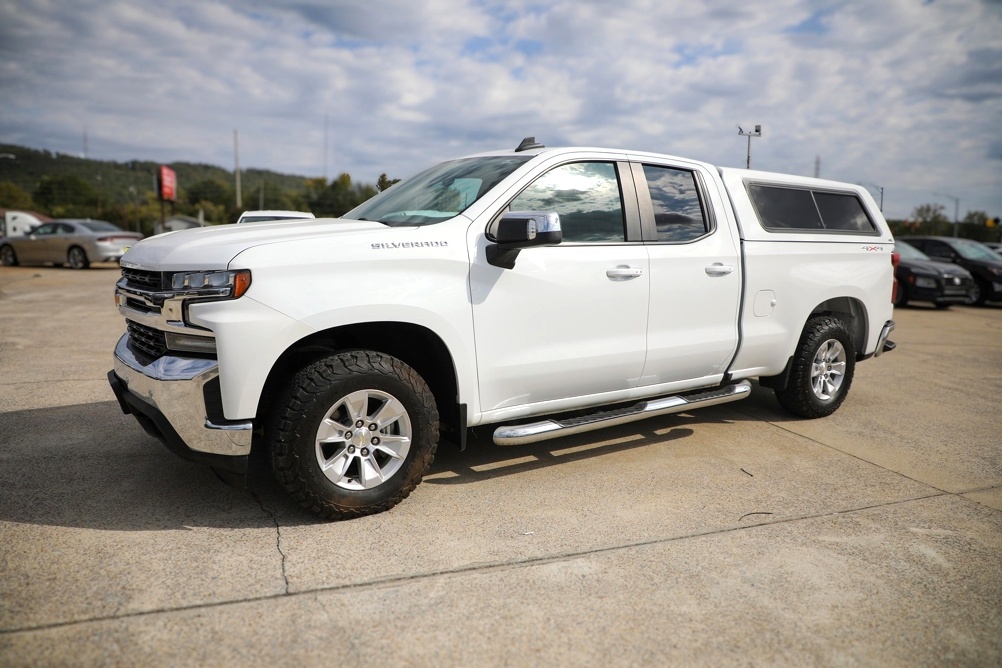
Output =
[{"x1": 487, "y1": 212, "x2": 562, "y2": 269}]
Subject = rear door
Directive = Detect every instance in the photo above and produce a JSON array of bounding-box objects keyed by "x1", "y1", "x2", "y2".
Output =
[{"x1": 632, "y1": 160, "x2": 741, "y2": 387}]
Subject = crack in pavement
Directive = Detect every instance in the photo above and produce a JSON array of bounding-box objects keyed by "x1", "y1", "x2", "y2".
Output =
[
  {"x1": 0, "y1": 490, "x2": 962, "y2": 636},
  {"x1": 252, "y1": 491, "x2": 290, "y2": 596}
]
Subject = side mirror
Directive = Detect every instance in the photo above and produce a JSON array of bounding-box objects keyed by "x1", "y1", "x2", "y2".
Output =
[{"x1": 487, "y1": 212, "x2": 562, "y2": 269}]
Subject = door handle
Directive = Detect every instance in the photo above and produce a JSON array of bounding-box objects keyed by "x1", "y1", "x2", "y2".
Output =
[
  {"x1": 705, "y1": 263, "x2": 733, "y2": 276},
  {"x1": 606, "y1": 265, "x2": 644, "y2": 279}
]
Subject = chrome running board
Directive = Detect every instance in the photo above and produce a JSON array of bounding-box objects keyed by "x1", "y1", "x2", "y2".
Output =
[{"x1": 493, "y1": 381, "x2": 752, "y2": 446}]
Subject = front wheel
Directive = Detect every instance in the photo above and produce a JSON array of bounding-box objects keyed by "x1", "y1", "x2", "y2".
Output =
[
  {"x1": 775, "y1": 316, "x2": 856, "y2": 419},
  {"x1": 968, "y1": 279, "x2": 988, "y2": 306},
  {"x1": 269, "y1": 351, "x2": 439, "y2": 520},
  {"x1": 0, "y1": 245, "x2": 17, "y2": 266}
]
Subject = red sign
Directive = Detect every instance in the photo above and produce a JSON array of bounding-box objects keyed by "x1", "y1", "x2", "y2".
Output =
[{"x1": 158, "y1": 165, "x2": 177, "y2": 201}]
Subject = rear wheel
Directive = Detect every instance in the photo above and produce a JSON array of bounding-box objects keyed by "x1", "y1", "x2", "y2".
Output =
[
  {"x1": 0, "y1": 245, "x2": 17, "y2": 266},
  {"x1": 775, "y1": 316, "x2": 855, "y2": 418},
  {"x1": 269, "y1": 351, "x2": 439, "y2": 520},
  {"x1": 67, "y1": 246, "x2": 89, "y2": 269}
]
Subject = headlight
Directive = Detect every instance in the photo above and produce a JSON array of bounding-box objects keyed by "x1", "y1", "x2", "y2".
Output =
[{"x1": 171, "y1": 269, "x2": 251, "y2": 299}]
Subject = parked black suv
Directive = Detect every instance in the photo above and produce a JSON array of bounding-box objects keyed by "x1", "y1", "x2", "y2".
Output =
[
  {"x1": 893, "y1": 241, "x2": 974, "y2": 308},
  {"x1": 899, "y1": 236, "x2": 1002, "y2": 305}
]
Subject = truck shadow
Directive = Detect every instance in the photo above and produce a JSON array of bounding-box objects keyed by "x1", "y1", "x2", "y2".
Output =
[
  {"x1": 0, "y1": 400, "x2": 315, "y2": 531},
  {"x1": 0, "y1": 385, "x2": 791, "y2": 530},
  {"x1": 426, "y1": 383, "x2": 791, "y2": 485}
]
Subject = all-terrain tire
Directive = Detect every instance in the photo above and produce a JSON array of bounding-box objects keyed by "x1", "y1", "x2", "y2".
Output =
[
  {"x1": 775, "y1": 316, "x2": 856, "y2": 419},
  {"x1": 269, "y1": 350, "x2": 439, "y2": 520}
]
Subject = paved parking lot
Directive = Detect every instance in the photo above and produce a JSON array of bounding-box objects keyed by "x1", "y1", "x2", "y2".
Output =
[{"x1": 1, "y1": 265, "x2": 1000, "y2": 666}]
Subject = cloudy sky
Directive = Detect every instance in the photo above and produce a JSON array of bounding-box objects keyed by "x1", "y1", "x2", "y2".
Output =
[{"x1": 1, "y1": 0, "x2": 1000, "y2": 220}]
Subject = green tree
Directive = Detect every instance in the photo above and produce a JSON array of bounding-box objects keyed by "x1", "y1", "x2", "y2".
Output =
[
  {"x1": 185, "y1": 178, "x2": 232, "y2": 207},
  {"x1": 963, "y1": 210, "x2": 988, "y2": 226},
  {"x1": 377, "y1": 173, "x2": 400, "y2": 192},
  {"x1": 33, "y1": 174, "x2": 98, "y2": 217},
  {"x1": 911, "y1": 203, "x2": 949, "y2": 225},
  {"x1": 0, "y1": 181, "x2": 35, "y2": 209}
]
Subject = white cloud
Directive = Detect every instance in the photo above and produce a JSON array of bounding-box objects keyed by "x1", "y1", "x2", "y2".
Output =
[{"x1": 0, "y1": 0, "x2": 999, "y2": 219}]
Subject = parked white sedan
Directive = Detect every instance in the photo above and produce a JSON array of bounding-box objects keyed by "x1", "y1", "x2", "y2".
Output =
[{"x1": 0, "y1": 219, "x2": 143, "y2": 269}]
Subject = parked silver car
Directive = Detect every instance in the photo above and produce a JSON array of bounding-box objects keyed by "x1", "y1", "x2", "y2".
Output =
[{"x1": 0, "y1": 219, "x2": 143, "y2": 269}]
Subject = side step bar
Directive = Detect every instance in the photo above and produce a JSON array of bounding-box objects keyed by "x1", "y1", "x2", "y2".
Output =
[{"x1": 493, "y1": 380, "x2": 752, "y2": 446}]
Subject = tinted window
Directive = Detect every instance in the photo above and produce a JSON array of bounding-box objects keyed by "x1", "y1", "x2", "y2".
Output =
[
  {"x1": 814, "y1": 193, "x2": 875, "y2": 232},
  {"x1": 748, "y1": 184, "x2": 876, "y2": 234},
  {"x1": 510, "y1": 162, "x2": 625, "y2": 242},
  {"x1": 33, "y1": 223, "x2": 58, "y2": 235},
  {"x1": 747, "y1": 185, "x2": 823, "y2": 230},
  {"x1": 643, "y1": 165, "x2": 708, "y2": 242},
  {"x1": 80, "y1": 221, "x2": 121, "y2": 232},
  {"x1": 924, "y1": 241, "x2": 953, "y2": 259}
]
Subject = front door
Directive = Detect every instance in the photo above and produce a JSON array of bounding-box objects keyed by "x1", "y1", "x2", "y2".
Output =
[{"x1": 470, "y1": 160, "x2": 650, "y2": 415}]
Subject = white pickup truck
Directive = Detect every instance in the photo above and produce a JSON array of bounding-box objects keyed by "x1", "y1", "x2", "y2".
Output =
[{"x1": 108, "y1": 138, "x2": 897, "y2": 519}]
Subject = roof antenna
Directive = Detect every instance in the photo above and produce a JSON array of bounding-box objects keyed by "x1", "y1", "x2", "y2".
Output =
[{"x1": 515, "y1": 137, "x2": 544, "y2": 152}]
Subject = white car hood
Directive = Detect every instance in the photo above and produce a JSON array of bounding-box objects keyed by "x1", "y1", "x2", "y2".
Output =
[{"x1": 121, "y1": 218, "x2": 386, "y2": 271}]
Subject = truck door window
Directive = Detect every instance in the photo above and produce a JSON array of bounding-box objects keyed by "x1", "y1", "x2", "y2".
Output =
[
  {"x1": 642, "y1": 165, "x2": 708, "y2": 242},
  {"x1": 509, "y1": 162, "x2": 625, "y2": 242}
]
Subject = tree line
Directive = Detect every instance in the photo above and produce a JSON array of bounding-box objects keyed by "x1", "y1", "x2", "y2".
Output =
[{"x1": 0, "y1": 143, "x2": 396, "y2": 236}]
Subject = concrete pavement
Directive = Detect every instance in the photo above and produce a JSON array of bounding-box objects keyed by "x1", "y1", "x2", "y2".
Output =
[{"x1": 1, "y1": 265, "x2": 1000, "y2": 666}]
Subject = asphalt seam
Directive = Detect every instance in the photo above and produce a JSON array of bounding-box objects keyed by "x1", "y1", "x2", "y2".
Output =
[{"x1": 0, "y1": 490, "x2": 949, "y2": 636}]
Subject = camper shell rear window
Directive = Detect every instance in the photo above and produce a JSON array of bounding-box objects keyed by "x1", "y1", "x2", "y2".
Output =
[{"x1": 746, "y1": 183, "x2": 877, "y2": 235}]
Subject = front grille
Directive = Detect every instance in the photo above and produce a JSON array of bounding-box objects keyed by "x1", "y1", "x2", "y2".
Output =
[
  {"x1": 126, "y1": 319, "x2": 168, "y2": 360},
  {"x1": 121, "y1": 267, "x2": 166, "y2": 291}
]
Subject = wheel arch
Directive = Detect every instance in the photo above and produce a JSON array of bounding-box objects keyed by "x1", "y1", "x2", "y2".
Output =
[
  {"x1": 761, "y1": 296, "x2": 868, "y2": 392},
  {"x1": 810, "y1": 296, "x2": 868, "y2": 360},
  {"x1": 256, "y1": 321, "x2": 464, "y2": 449}
]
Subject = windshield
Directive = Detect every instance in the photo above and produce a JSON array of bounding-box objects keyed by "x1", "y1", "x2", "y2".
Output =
[
  {"x1": 894, "y1": 241, "x2": 929, "y2": 261},
  {"x1": 953, "y1": 238, "x2": 1002, "y2": 262},
  {"x1": 344, "y1": 156, "x2": 533, "y2": 226}
]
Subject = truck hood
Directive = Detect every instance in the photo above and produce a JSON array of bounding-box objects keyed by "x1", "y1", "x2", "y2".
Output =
[{"x1": 121, "y1": 218, "x2": 386, "y2": 271}]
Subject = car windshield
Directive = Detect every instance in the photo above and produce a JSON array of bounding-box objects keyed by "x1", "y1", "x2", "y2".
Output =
[
  {"x1": 894, "y1": 241, "x2": 930, "y2": 261},
  {"x1": 344, "y1": 156, "x2": 533, "y2": 226},
  {"x1": 80, "y1": 221, "x2": 122, "y2": 232},
  {"x1": 952, "y1": 238, "x2": 1001, "y2": 262}
]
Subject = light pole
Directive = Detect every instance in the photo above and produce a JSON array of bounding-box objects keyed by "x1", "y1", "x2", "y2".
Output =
[
  {"x1": 859, "y1": 182, "x2": 885, "y2": 211},
  {"x1": 934, "y1": 192, "x2": 960, "y2": 237},
  {"x1": 738, "y1": 125, "x2": 762, "y2": 169}
]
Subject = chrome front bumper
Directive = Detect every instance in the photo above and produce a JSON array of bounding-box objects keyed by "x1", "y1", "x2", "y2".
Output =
[{"x1": 111, "y1": 334, "x2": 252, "y2": 457}]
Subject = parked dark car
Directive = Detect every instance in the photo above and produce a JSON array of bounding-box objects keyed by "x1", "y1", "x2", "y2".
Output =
[
  {"x1": 893, "y1": 241, "x2": 974, "y2": 308},
  {"x1": 0, "y1": 219, "x2": 143, "y2": 269},
  {"x1": 899, "y1": 236, "x2": 1002, "y2": 306}
]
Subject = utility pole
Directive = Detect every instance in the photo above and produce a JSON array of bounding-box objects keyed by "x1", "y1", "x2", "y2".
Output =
[
  {"x1": 323, "y1": 113, "x2": 329, "y2": 181},
  {"x1": 814, "y1": 155, "x2": 821, "y2": 179},
  {"x1": 738, "y1": 124, "x2": 762, "y2": 169},
  {"x1": 234, "y1": 130, "x2": 242, "y2": 208},
  {"x1": 939, "y1": 194, "x2": 960, "y2": 237}
]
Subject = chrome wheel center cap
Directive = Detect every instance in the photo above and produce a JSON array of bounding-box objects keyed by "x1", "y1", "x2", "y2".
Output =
[{"x1": 350, "y1": 428, "x2": 371, "y2": 448}]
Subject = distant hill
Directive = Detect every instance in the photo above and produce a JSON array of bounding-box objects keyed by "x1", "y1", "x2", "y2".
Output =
[{"x1": 0, "y1": 143, "x2": 310, "y2": 207}]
